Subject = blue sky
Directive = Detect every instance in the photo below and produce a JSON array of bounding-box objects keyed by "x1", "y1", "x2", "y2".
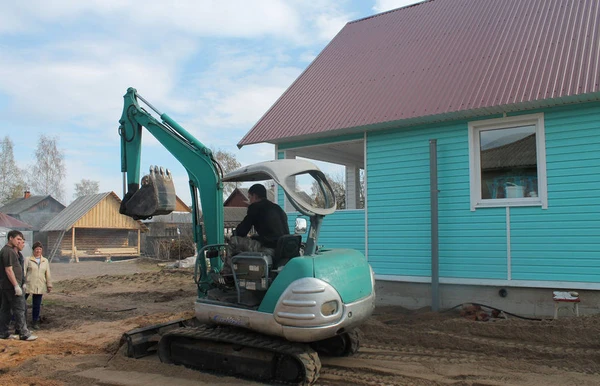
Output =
[{"x1": 0, "y1": 0, "x2": 419, "y2": 204}]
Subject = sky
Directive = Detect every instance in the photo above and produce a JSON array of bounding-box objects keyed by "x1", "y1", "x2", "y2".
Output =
[{"x1": 0, "y1": 0, "x2": 420, "y2": 205}]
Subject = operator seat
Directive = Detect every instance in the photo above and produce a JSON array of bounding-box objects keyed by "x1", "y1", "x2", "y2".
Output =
[{"x1": 273, "y1": 234, "x2": 302, "y2": 269}]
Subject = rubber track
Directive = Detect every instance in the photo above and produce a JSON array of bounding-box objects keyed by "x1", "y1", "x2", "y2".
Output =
[{"x1": 160, "y1": 325, "x2": 321, "y2": 385}]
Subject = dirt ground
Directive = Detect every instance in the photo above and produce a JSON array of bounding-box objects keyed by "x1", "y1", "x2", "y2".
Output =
[{"x1": 1, "y1": 258, "x2": 599, "y2": 386}]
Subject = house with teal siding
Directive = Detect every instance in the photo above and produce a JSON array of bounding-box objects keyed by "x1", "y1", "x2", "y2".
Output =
[{"x1": 238, "y1": 0, "x2": 600, "y2": 316}]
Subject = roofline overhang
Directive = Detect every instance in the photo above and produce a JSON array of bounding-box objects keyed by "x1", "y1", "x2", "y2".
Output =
[{"x1": 237, "y1": 92, "x2": 600, "y2": 148}]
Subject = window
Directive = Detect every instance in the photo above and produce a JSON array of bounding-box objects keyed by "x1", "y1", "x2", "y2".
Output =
[{"x1": 468, "y1": 113, "x2": 547, "y2": 210}]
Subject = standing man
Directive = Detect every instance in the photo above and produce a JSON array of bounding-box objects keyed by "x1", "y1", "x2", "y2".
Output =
[{"x1": 0, "y1": 230, "x2": 37, "y2": 341}]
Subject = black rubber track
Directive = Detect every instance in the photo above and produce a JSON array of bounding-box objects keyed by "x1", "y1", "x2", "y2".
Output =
[{"x1": 158, "y1": 325, "x2": 321, "y2": 385}]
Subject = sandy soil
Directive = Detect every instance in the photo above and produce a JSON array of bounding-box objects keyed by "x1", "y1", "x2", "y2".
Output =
[{"x1": 1, "y1": 258, "x2": 599, "y2": 386}]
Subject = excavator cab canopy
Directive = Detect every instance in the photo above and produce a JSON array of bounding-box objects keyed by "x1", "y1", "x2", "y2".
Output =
[{"x1": 222, "y1": 159, "x2": 336, "y2": 217}]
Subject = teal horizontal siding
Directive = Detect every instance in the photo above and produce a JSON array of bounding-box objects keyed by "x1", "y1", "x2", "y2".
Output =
[
  {"x1": 509, "y1": 103, "x2": 600, "y2": 282},
  {"x1": 367, "y1": 101, "x2": 600, "y2": 284},
  {"x1": 288, "y1": 210, "x2": 365, "y2": 255},
  {"x1": 367, "y1": 119, "x2": 508, "y2": 279},
  {"x1": 318, "y1": 211, "x2": 365, "y2": 254}
]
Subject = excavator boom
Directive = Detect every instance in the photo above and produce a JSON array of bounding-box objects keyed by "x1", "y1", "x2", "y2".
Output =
[{"x1": 118, "y1": 87, "x2": 224, "y2": 286}]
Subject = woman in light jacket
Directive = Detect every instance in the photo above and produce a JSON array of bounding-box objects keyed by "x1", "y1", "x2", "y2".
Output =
[{"x1": 25, "y1": 241, "x2": 52, "y2": 329}]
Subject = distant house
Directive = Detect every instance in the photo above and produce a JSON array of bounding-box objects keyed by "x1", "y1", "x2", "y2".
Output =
[
  {"x1": 222, "y1": 187, "x2": 276, "y2": 236},
  {"x1": 237, "y1": 0, "x2": 600, "y2": 315},
  {"x1": 141, "y1": 196, "x2": 192, "y2": 257},
  {"x1": 223, "y1": 187, "x2": 275, "y2": 207},
  {"x1": 0, "y1": 191, "x2": 65, "y2": 242},
  {"x1": 223, "y1": 207, "x2": 247, "y2": 236},
  {"x1": 40, "y1": 192, "x2": 147, "y2": 261},
  {"x1": 0, "y1": 212, "x2": 32, "y2": 230},
  {"x1": 0, "y1": 212, "x2": 33, "y2": 256}
]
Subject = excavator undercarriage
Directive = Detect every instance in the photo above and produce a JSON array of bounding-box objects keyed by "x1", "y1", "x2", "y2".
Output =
[
  {"x1": 158, "y1": 325, "x2": 321, "y2": 385},
  {"x1": 122, "y1": 319, "x2": 360, "y2": 385}
]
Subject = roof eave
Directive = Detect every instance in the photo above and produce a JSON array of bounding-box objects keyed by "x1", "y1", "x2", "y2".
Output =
[{"x1": 239, "y1": 93, "x2": 600, "y2": 147}]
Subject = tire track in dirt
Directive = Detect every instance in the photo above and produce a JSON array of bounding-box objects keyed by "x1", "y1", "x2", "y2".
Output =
[
  {"x1": 359, "y1": 329, "x2": 600, "y2": 378},
  {"x1": 357, "y1": 344, "x2": 480, "y2": 364},
  {"x1": 316, "y1": 342, "x2": 476, "y2": 386},
  {"x1": 317, "y1": 365, "x2": 439, "y2": 386},
  {"x1": 427, "y1": 329, "x2": 600, "y2": 356}
]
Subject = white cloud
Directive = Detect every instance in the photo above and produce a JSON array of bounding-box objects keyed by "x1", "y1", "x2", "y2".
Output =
[
  {"x1": 0, "y1": 36, "x2": 197, "y2": 132},
  {"x1": 2, "y1": 1, "x2": 303, "y2": 41},
  {"x1": 314, "y1": 13, "x2": 351, "y2": 41},
  {"x1": 199, "y1": 60, "x2": 302, "y2": 129},
  {"x1": 372, "y1": 0, "x2": 422, "y2": 13},
  {"x1": 1, "y1": 1, "x2": 388, "y2": 208},
  {"x1": 204, "y1": 85, "x2": 287, "y2": 127}
]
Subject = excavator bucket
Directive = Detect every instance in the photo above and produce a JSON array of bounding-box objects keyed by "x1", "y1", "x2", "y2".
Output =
[{"x1": 121, "y1": 166, "x2": 176, "y2": 220}]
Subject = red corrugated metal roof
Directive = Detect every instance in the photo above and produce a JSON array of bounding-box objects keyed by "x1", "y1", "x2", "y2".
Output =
[
  {"x1": 239, "y1": 0, "x2": 600, "y2": 147},
  {"x1": 0, "y1": 212, "x2": 32, "y2": 229}
]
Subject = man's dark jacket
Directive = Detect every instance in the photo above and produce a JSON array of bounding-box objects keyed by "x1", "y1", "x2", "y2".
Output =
[
  {"x1": 235, "y1": 199, "x2": 290, "y2": 248},
  {"x1": 0, "y1": 244, "x2": 24, "y2": 289}
]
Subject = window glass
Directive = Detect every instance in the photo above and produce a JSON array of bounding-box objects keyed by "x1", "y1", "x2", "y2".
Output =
[
  {"x1": 479, "y1": 125, "x2": 538, "y2": 199},
  {"x1": 469, "y1": 113, "x2": 547, "y2": 210}
]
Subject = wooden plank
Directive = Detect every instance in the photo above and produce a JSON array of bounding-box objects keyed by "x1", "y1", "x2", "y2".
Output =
[{"x1": 94, "y1": 247, "x2": 138, "y2": 255}]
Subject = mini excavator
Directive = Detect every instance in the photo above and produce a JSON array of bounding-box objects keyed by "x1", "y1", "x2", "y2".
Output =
[{"x1": 118, "y1": 88, "x2": 375, "y2": 385}]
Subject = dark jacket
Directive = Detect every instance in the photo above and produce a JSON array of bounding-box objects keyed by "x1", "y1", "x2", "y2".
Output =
[
  {"x1": 0, "y1": 244, "x2": 24, "y2": 289},
  {"x1": 235, "y1": 199, "x2": 290, "y2": 248}
]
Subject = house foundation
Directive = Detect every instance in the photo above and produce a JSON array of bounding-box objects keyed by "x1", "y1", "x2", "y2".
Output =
[{"x1": 374, "y1": 280, "x2": 600, "y2": 318}]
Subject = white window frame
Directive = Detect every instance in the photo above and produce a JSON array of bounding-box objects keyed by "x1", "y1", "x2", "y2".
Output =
[{"x1": 468, "y1": 113, "x2": 548, "y2": 211}]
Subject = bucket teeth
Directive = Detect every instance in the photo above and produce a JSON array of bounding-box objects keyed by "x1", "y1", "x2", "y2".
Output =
[{"x1": 121, "y1": 165, "x2": 176, "y2": 220}]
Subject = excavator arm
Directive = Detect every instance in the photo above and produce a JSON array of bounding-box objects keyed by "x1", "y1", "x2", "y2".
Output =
[{"x1": 118, "y1": 87, "x2": 225, "y2": 288}]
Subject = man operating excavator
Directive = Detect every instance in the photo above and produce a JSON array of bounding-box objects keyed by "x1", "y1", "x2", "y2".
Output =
[
  {"x1": 233, "y1": 184, "x2": 289, "y2": 253},
  {"x1": 215, "y1": 184, "x2": 290, "y2": 284}
]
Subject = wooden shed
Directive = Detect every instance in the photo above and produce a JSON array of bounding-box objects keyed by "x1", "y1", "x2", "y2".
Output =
[{"x1": 40, "y1": 192, "x2": 147, "y2": 261}]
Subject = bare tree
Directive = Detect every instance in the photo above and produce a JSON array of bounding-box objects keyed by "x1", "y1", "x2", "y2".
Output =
[
  {"x1": 29, "y1": 135, "x2": 66, "y2": 203},
  {"x1": 311, "y1": 172, "x2": 346, "y2": 210},
  {"x1": 212, "y1": 148, "x2": 241, "y2": 196},
  {"x1": 0, "y1": 137, "x2": 27, "y2": 205},
  {"x1": 74, "y1": 179, "x2": 100, "y2": 199}
]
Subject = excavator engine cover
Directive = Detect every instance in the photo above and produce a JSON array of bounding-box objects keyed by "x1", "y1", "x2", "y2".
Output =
[{"x1": 121, "y1": 166, "x2": 176, "y2": 220}]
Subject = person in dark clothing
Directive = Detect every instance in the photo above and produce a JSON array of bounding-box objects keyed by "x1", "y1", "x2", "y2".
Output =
[
  {"x1": 214, "y1": 184, "x2": 289, "y2": 285},
  {"x1": 0, "y1": 230, "x2": 37, "y2": 341},
  {"x1": 234, "y1": 184, "x2": 290, "y2": 249}
]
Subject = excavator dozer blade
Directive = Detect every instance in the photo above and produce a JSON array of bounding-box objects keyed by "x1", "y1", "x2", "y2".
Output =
[
  {"x1": 121, "y1": 166, "x2": 176, "y2": 220},
  {"x1": 122, "y1": 318, "x2": 192, "y2": 359}
]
